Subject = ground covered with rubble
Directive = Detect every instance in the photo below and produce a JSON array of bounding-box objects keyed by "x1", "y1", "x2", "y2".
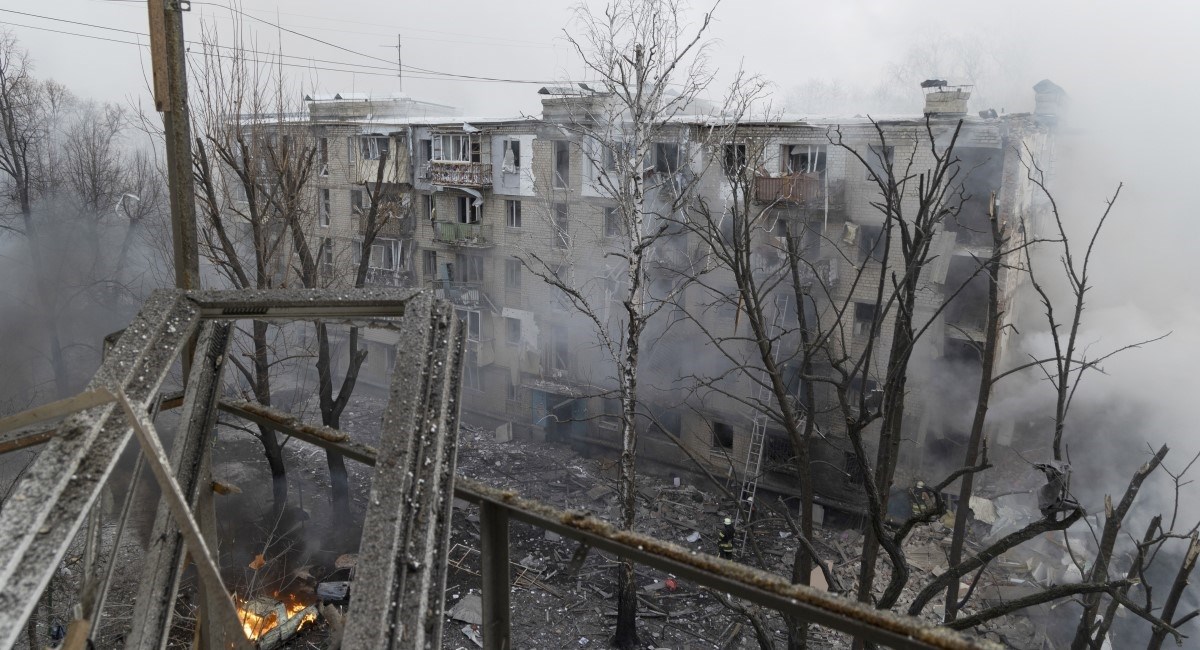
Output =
[{"x1": 18, "y1": 392, "x2": 1078, "y2": 650}]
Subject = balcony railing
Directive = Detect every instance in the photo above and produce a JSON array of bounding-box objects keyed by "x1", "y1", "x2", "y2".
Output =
[
  {"x1": 755, "y1": 172, "x2": 823, "y2": 204},
  {"x1": 427, "y1": 161, "x2": 493, "y2": 187},
  {"x1": 364, "y1": 267, "x2": 408, "y2": 288},
  {"x1": 431, "y1": 279, "x2": 489, "y2": 308},
  {"x1": 432, "y1": 220, "x2": 495, "y2": 247}
]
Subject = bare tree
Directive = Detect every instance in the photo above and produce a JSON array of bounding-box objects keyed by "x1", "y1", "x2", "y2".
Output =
[
  {"x1": 516, "y1": 1, "x2": 718, "y2": 645},
  {"x1": 284, "y1": 146, "x2": 407, "y2": 528},
  {"x1": 190, "y1": 29, "x2": 315, "y2": 516}
]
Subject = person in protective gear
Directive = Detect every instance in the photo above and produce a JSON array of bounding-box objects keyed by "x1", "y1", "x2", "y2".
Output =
[{"x1": 717, "y1": 517, "x2": 736, "y2": 559}]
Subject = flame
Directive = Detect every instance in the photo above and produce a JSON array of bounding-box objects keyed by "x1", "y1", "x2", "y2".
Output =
[{"x1": 235, "y1": 591, "x2": 318, "y2": 641}]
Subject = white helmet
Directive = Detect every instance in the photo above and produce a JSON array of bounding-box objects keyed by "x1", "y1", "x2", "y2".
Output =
[{"x1": 724, "y1": 517, "x2": 733, "y2": 525}]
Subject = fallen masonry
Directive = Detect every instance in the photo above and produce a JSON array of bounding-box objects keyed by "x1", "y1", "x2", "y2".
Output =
[{"x1": 0, "y1": 289, "x2": 1004, "y2": 649}]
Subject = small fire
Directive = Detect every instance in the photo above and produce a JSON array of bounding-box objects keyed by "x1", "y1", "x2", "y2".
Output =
[{"x1": 235, "y1": 591, "x2": 318, "y2": 641}]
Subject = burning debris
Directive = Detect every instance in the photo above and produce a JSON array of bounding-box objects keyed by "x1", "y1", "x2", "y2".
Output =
[{"x1": 235, "y1": 592, "x2": 318, "y2": 648}]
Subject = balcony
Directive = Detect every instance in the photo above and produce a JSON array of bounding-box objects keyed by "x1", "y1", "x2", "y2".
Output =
[
  {"x1": 364, "y1": 267, "x2": 409, "y2": 288},
  {"x1": 432, "y1": 220, "x2": 495, "y2": 248},
  {"x1": 755, "y1": 174, "x2": 845, "y2": 211},
  {"x1": 431, "y1": 279, "x2": 493, "y2": 310},
  {"x1": 427, "y1": 161, "x2": 493, "y2": 188}
]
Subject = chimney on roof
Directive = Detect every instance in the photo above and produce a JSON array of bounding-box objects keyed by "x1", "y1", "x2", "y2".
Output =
[
  {"x1": 1033, "y1": 79, "x2": 1068, "y2": 122},
  {"x1": 922, "y1": 81, "x2": 970, "y2": 117}
]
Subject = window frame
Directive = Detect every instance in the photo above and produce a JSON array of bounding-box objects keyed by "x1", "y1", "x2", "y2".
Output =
[
  {"x1": 318, "y1": 188, "x2": 331, "y2": 227},
  {"x1": 553, "y1": 140, "x2": 571, "y2": 189},
  {"x1": 506, "y1": 200, "x2": 522, "y2": 228}
]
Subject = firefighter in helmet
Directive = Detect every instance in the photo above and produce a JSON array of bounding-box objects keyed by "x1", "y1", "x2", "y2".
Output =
[{"x1": 717, "y1": 517, "x2": 736, "y2": 559}]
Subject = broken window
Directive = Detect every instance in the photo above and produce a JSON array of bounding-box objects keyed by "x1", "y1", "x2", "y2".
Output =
[
  {"x1": 506, "y1": 200, "x2": 522, "y2": 228},
  {"x1": 437, "y1": 134, "x2": 474, "y2": 162},
  {"x1": 464, "y1": 354, "x2": 481, "y2": 391},
  {"x1": 547, "y1": 325, "x2": 569, "y2": 372},
  {"x1": 853, "y1": 302, "x2": 876, "y2": 336},
  {"x1": 604, "y1": 207, "x2": 621, "y2": 238},
  {"x1": 320, "y1": 238, "x2": 333, "y2": 276},
  {"x1": 723, "y1": 143, "x2": 747, "y2": 177},
  {"x1": 505, "y1": 258, "x2": 521, "y2": 290},
  {"x1": 765, "y1": 431, "x2": 794, "y2": 468},
  {"x1": 318, "y1": 189, "x2": 331, "y2": 227},
  {"x1": 858, "y1": 224, "x2": 885, "y2": 263},
  {"x1": 369, "y1": 238, "x2": 400, "y2": 271},
  {"x1": 361, "y1": 136, "x2": 389, "y2": 161},
  {"x1": 318, "y1": 137, "x2": 329, "y2": 176},
  {"x1": 456, "y1": 253, "x2": 484, "y2": 283},
  {"x1": 346, "y1": 136, "x2": 356, "y2": 167},
  {"x1": 505, "y1": 317, "x2": 521, "y2": 345},
  {"x1": 553, "y1": 140, "x2": 571, "y2": 188},
  {"x1": 502, "y1": 139, "x2": 521, "y2": 173},
  {"x1": 457, "y1": 196, "x2": 481, "y2": 224},
  {"x1": 712, "y1": 421, "x2": 734, "y2": 449},
  {"x1": 652, "y1": 409, "x2": 682, "y2": 438},
  {"x1": 350, "y1": 189, "x2": 364, "y2": 214},
  {"x1": 553, "y1": 203, "x2": 570, "y2": 248},
  {"x1": 864, "y1": 144, "x2": 894, "y2": 182},
  {"x1": 654, "y1": 142, "x2": 681, "y2": 174},
  {"x1": 422, "y1": 250, "x2": 437, "y2": 280},
  {"x1": 423, "y1": 194, "x2": 434, "y2": 220},
  {"x1": 506, "y1": 380, "x2": 519, "y2": 403},
  {"x1": 782, "y1": 144, "x2": 826, "y2": 175},
  {"x1": 455, "y1": 308, "x2": 481, "y2": 342},
  {"x1": 848, "y1": 377, "x2": 881, "y2": 412}
]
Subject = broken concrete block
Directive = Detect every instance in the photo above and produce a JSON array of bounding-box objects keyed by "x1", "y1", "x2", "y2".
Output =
[
  {"x1": 544, "y1": 530, "x2": 562, "y2": 542},
  {"x1": 317, "y1": 581, "x2": 351, "y2": 603}
]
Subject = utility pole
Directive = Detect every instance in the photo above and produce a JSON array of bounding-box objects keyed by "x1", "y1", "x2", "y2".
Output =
[
  {"x1": 148, "y1": 5, "x2": 227, "y2": 650},
  {"x1": 148, "y1": 0, "x2": 200, "y2": 293}
]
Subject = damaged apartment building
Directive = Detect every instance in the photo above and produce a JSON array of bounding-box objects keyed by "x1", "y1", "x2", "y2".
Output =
[{"x1": 270, "y1": 80, "x2": 1066, "y2": 515}]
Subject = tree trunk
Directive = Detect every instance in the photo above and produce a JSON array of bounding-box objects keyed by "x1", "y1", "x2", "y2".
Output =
[
  {"x1": 945, "y1": 195, "x2": 1002, "y2": 622},
  {"x1": 251, "y1": 319, "x2": 287, "y2": 516}
]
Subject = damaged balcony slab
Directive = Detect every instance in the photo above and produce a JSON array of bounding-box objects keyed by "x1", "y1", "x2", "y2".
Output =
[
  {"x1": 125, "y1": 321, "x2": 233, "y2": 650},
  {"x1": 342, "y1": 294, "x2": 466, "y2": 650},
  {"x1": 0, "y1": 290, "x2": 200, "y2": 649}
]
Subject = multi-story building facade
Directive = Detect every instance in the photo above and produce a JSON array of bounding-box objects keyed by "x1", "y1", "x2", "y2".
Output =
[{"x1": 298, "y1": 82, "x2": 1065, "y2": 512}]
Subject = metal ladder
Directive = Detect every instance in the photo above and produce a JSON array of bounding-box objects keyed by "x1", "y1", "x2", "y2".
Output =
[{"x1": 734, "y1": 293, "x2": 794, "y2": 537}]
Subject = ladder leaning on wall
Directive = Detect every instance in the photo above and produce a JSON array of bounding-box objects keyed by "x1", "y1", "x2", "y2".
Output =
[{"x1": 734, "y1": 292, "x2": 801, "y2": 542}]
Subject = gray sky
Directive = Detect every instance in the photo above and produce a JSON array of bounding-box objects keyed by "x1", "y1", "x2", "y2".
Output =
[{"x1": 6, "y1": 0, "x2": 1200, "y2": 479}]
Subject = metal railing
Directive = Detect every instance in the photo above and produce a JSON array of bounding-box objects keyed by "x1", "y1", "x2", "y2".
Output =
[
  {"x1": 430, "y1": 279, "x2": 487, "y2": 306},
  {"x1": 0, "y1": 288, "x2": 1000, "y2": 650},
  {"x1": 427, "y1": 161, "x2": 493, "y2": 187},
  {"x1": 756, "y1": 172, "x2": 823, "y2": 204},
  {"x1": 432, "y1": 220, "x2": 495, "y2": 247}
]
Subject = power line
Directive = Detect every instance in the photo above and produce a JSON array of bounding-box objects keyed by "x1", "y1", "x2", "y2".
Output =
[
  {"x1": 1, "y1": 21, "x2": 542, "y2": 84},
  {"x1": 0, "y1": 8, "x2": 397, "y2": 74},
  {"x1": 2, "y1": 9, "x2": 557, "y2": 84},
  {"x1": 189, "y1": 1, "x2": 553, "y2": 84}
]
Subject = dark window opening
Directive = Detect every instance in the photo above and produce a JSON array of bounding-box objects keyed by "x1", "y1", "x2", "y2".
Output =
[
  {"x1": 457, "y1": 196, "x2": 481, "y2": 224},
  {"x1": 858, "y1": 224, "x2": 885, "y2": 263},
  {"x1": 654, "y1": 142, "x2": 681, "y2": 174},
  {"x1": 865, "y1": 144, "x2": 894, "y2": 182},
  {"x1": 456, "y1": 253, "x2": 484, "y2": 283},
  {"x1": 723, "y1": 143, "x2": 747, "y2": 177},
  {"x1": 783, "y1": 144, "x2": 826, "y2": 175},
  {"x1": 553, "y1": 140, "x2": 571, "y2": 188},
  {"x1": 713, "y1": 421, "x2": 734, "y2": 449},
  {"x1": 854, "y1": 302, "x2": 876, "y2": 336}
]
